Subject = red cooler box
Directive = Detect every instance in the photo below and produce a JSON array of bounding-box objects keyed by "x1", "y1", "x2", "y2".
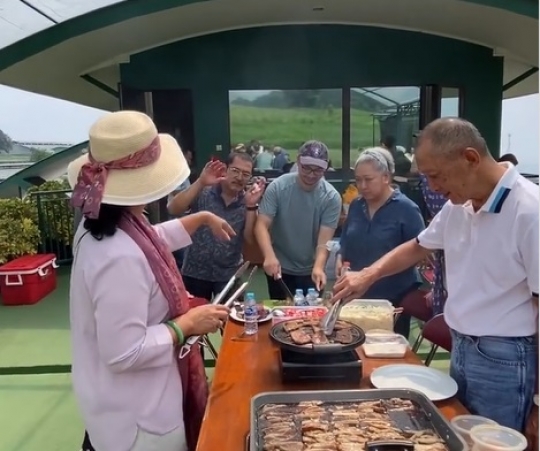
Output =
[{"x1": 0, "y1": 254, "x2": 58, "y2": 306}]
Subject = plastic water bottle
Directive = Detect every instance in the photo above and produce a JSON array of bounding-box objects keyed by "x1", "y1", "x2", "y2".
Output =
[
  {"x1": 306, "y1": 288, "x2": 318, "y2": 306},
  {"x1": 293, "y1": 289, "x2": 308, "y2": 306},
  {"x1": 244, "y1": 292, "x2": 258, "y2": 335}
]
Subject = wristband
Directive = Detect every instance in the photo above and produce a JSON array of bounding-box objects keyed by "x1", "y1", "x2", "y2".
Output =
[
  {"x1": 166, "y1": 320, "x2": 185, "y2": 345},
  {"x1": 246, "y1": 205, "x2": 258, "y2": 211}
]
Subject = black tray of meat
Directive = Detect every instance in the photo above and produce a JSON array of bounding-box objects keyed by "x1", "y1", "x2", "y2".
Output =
[{"x1": 249, "y1": 389, "x2": 468, "y2": 451}]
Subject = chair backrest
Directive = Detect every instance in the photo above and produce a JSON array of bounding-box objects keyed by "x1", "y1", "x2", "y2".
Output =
[{"x1": 422, "y1": 313, "x2": 452, "y2": 352}]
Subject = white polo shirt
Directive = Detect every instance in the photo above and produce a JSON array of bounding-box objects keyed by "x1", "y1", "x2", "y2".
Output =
[{"x1": 417, "y1": 164, "x2": 539, "y2": 337}]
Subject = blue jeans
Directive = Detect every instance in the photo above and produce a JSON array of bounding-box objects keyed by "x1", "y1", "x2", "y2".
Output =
[{"x1": 450, "y1": 330, "x2": 537, "y2": 432}]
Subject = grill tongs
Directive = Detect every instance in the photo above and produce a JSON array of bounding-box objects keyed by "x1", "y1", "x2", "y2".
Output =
[
  {"x1": 320, "y1": 264, "x2": 349, "y2": 336},
  {"x1": 178, "y1": 266, "x2": 257, "y2": 359},
  {"x1": 320, "y1": 298, "x2": 345, "y2": 336}
]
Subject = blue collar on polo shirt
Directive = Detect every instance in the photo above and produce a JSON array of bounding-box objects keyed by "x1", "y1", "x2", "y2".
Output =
[{"x1": 479, "y1": 163, "x2": 520, "y2": 214}]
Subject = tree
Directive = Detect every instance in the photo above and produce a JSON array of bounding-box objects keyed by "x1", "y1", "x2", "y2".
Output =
[
  {"x1": 30, "y1": 148, "x2": 53, "y2": 162},
  {"x1": 0, "y1": 129, "x2": 12, "y2": 153}
]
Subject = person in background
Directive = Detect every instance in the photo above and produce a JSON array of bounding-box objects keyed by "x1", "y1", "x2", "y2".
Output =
[
  {"x1": 337, "y1": 147, "x2": 425, "y2": 338},
  {"x1": 272, "y1": 146, "x2": 289, "y2": 171},
  {"x1": 334, "y1": 118, "x2": 538, "y2": 432},
  {"x1": 410, "y1": 140, "x2": 449, "y2": 316},
  {"x1": 255, "y1": 140, "x2": 342, "y2": 298},
  {"x1": 498, "y1": 153, "x2": 519, "y2": 166},
  {"x1": 281, "y1": 162, "x2": 295, "y2": 174},
  {"x1": 69, "y1": 111, "x2": 233, "y2": 451},
  {"x1": 168, "y1": 153, "x2": 265, "y2": 300},
  {"x1": 382, "y1": 135, "x2": 411, "y2": 176},
  {"x1": 418, "y1": 172, "x2": 448, "y2": 315},
  {"x1": 183, "y1": 149, "x2": 198, "y2": 183},
  {"x1": 256, "y1": 147, "x2": 274, "y2": 171}
]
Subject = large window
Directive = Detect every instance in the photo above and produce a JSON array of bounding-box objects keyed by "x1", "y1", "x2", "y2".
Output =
[
  {"x1": 349, "y1": 87, "x2": 420, "y2": 169},
  {"x1": 441, "y1": 87, "x2": 461, "y2": 118},
  {"x1": 228, "y1": 89, "x2": 342, "y2": 172},
  {"x1": 228, "y1": 86, "x2": 429, "y2": 175}
]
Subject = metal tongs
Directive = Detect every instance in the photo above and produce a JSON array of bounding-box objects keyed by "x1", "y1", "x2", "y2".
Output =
[
  {"x1": 178, "y1": 265, "x2": 257, "y2": 359},
  {"x1": 320, "y1": 263, "x2": 350, "y2": 336},
  {"x1": 211, "y1": 260, "x2": 250, "y2": 306},
  {"x1": 320, "y1": 298, "x2": 344, "y2": 336}
]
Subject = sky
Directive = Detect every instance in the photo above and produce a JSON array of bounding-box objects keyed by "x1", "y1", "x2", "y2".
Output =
[{"x1": 0, "y1": 84, "x2": 538, "y2": 173}]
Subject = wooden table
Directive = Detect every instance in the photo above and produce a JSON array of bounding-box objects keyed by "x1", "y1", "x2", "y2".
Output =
[{"x1": 196, "y1": 321, "x2": 467, "y2": 451}]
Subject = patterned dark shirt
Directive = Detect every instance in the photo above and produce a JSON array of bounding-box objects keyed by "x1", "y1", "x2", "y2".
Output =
[
  {"x1": 419, "y1": 174, "x2": 448, "y2": 315},
  {"x1": 181, "y1": 185, "x2": 246, "y2": 282}
]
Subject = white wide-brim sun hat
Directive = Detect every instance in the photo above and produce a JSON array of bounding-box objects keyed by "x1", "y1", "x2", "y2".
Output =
[{"x1": 67, "y1": 110, "x2": 190, "y2": 206}]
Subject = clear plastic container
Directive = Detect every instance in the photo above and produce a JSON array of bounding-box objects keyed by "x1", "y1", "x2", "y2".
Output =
[
  {"x1": 362, "y1": 330, "x2": 410, "y2": 358},
  {"x1": 451, "y1": 415, "x2": 499, "y2": 446},
  {"x1": 271, "y1": 306, "x2": 328, "y2": 325},
  {"x1": 469, "y1": 425, "x2": 527, "y2": 451},
  {"x1": 339, "y1": 299, "x2": 395, "y2": 332}
]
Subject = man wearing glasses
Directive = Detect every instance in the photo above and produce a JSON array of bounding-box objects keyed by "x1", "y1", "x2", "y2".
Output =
[
  {"x1": 168, "y1": 152, "x2": 265, "y2": 300},
  {"x1": 255, "y1": 140, "x2": 342, "y2": 298}
]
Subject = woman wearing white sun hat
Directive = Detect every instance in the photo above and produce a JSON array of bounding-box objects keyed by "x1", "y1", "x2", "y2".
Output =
[{"x1": 68, "y1": 111, "x2": 234, "y2": 451}]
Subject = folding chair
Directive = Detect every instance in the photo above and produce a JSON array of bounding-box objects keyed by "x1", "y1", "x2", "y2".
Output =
[
  {"x1": 421, "y1": 313, "x2": 452, "y2": 366},
  {"x1": 399, "y1": 288, "x2": 432, "y2": 352}
]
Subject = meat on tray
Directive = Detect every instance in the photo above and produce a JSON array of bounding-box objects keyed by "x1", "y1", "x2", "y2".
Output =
[
  {"x1": 258, "y1": 399, "x2": 448, "y2": 451},
  {"x1": 281, "y1": 319, "x2": 355, "y2": 346}
]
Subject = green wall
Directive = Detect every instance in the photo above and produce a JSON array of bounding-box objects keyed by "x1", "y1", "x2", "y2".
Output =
[{"x1": 120, "y1": 25, "x2": 504, "y2": 167}]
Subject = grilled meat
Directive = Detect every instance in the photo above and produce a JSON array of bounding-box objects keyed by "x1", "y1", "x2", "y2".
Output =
[
  {"x1": 279, "y1": 319, "x2": 358, "y2": 346},
  {"x1": 334, "y1": 329, "x2": 354, "y2": 344},
  {"x1": 290, "y1": 329, "x2": 312, "y2": 345},
  {"x1": 259, "y1": 399, "x2": 448, "y2": 451},
  {"x1": 283, "y1": 321, "x2": 305, "y2": 332}
]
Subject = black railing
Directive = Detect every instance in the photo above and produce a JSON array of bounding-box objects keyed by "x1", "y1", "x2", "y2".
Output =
[{"x1": 30, "y1": 189, "x2": 75, "y2": 265}]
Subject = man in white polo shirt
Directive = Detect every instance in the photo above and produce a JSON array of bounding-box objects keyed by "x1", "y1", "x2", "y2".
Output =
[{"x1": 333, "y1": 118, "x2": 538, "y2": 432}]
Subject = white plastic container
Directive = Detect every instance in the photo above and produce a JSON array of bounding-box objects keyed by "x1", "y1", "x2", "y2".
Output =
[
  {"x1": 339, "y1": 299, "x2": 395, "y2": 332},
  {"x1": 469, "y1": 425, "x2": 527, "y2": 451},
  {"x1": 451, "y1": 415, "x2": 499, "y2": 446},
  {"x1": 362, "y1": 330, "x2": 410, "y2": 358}
]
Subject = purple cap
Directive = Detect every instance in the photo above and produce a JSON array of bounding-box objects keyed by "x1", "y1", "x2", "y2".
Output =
[{"x1": 298, "y1": 140, "x2": 329, "y2": 170}]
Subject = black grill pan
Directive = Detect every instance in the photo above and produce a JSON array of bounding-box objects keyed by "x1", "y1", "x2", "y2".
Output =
[{"x1": 269, "y1": 319, "x2": 365, "y2": 355}]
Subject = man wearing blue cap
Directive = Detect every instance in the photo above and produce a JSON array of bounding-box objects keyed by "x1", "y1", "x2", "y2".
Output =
[{"x1": 255, "y1": 140, "x2": 342, "y2": 299}]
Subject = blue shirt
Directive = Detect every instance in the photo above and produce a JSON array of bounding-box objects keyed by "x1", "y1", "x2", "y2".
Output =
[{"x1": 340, "y1": 190, "x2": 425, "y2": 301}]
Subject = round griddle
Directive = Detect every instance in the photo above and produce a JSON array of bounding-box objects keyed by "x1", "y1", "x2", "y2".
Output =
[{"x1": 270, "y1": 319, "x2": 366, "y2": 355}]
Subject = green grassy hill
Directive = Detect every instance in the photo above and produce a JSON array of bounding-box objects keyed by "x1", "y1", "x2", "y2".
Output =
[{"x1": 229, "y1": 105, "x2": 380, "y2": 168}]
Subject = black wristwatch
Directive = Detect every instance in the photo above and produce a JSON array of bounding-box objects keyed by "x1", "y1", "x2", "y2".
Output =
[{"x1": 246, "y1": 205, "x2": 259, "y2": 211}]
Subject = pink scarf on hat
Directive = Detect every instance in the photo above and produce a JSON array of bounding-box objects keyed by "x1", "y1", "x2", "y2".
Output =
[
  {"x1": 118, "y1": 212, "x2": 208, "y2": 451},
  {"x1": 71, "y1": 137, "x2": 161, "y2": 219}
]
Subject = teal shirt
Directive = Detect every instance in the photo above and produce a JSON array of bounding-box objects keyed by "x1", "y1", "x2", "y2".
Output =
[{"x1": 259, "y1": 173, "x2": 342, "y2": 275}]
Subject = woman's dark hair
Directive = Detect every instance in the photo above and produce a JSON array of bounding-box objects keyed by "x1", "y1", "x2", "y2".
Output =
[{"x1": 84, "y1": 204, "x2": 127, "y2": 240}]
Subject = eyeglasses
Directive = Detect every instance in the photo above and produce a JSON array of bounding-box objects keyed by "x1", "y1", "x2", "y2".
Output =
[
  {"x1": 228, "y1": 166, "x2": 252, "y2": 180},
  {"x1": 300, "y1": 164, "x2": 325, "y2": 176}
]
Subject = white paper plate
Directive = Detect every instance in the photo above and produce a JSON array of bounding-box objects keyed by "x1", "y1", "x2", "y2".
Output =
[
  {"x1": 229, "y1": 307, "x2": 272, "y2": 324},
  {"x1": 370, "y1": 364, "x2": 458, "y2": 401}
]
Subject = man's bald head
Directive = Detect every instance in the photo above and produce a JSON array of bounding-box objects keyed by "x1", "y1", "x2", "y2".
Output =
[{"x1": 417, "y1": 117, "x2": 489, "y2": 159}]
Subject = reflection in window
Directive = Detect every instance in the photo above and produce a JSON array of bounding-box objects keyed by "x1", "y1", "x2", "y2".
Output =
[
  {"x1": 228, "y1": 89, "x2": 342, "y2": 172},
  {"x1": 441, "y1": 87, "x2": 461, "y2": 117},
  {"x1": 350, "y1": 87, "x2": 420, "y2": 173}
]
